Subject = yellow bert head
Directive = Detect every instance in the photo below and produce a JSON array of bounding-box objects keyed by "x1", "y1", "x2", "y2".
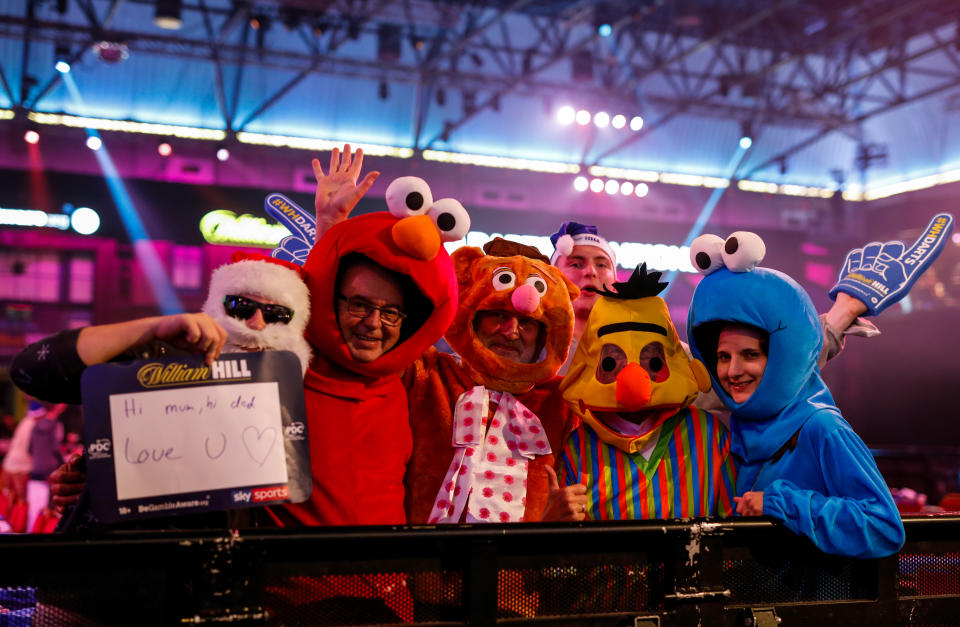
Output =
[{"x1": 560, "y1": 265, "x2": 711, "y2": 418}]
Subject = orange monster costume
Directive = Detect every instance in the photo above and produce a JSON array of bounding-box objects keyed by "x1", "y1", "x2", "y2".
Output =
[
  {"x1": 272, "y1": 178, "x2": 468, "y2": 526},
  {"x1": 404, "y1": 238, "x2": 580, "y2": 524}
]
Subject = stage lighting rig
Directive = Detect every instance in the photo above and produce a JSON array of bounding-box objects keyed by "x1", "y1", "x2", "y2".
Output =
[
  {"x1": 154, "y1": 0, "x2": 183, "y2": 30},
  {"x1": 93, "y1": 41, "x2": 129, "y2": 64}
]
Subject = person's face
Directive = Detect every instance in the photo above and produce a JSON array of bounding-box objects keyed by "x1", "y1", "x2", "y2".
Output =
[
  {"x1": 716, "y1": 326, "x2": 768, "y2": 404},
  {"x1": 238, "y1": 293, "x2": 274, "y2": 332},
  {"x1": 336, "y1": 262, "x2": 405, "y2": 363},
  {"x1": 556, "y1": 245, "x2": 616, "y2": 316},
  {"x1": 473, "y1": 310, "x2": 543, "y2": 364},
  {"x1": 221, "y1": 293, "x2": 297, "y2": 352}
]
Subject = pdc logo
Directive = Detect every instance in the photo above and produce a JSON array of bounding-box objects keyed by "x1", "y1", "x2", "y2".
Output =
[
  {"x1": 284, "y1": 421, "x2": 306, "y2": 441},
  {"x1": 87, "y1": 439, "x2": 112, "y2": 460}
]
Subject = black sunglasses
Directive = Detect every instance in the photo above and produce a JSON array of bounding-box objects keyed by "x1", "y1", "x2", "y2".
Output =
[{"x1": 223, "y1": 295, "x2": 294, "y2": 325}]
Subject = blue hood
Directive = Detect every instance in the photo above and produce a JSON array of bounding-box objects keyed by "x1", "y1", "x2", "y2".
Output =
[{"x1": 688, "y1": 267, "x2": 837, "y2": 463}]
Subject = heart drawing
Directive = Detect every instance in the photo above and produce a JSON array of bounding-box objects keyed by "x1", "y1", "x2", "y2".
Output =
[{"x1": 242, "y1": 426, "x2": 278, "y2": 467}]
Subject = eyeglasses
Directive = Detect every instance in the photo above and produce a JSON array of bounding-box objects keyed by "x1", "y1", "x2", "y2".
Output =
[
  {"x1": 223, "y1": 295, "x2": 295, "y2": 325},
  {"x1": 338, "y1": 295, "x2": 406, "y2": 327}
]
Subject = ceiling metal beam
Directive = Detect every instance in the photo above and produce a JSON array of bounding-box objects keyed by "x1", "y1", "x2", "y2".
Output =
[
  {"x1": 422, "y1": 0, "x2": 536, "y2": 71},
  {"x1": 589, "y1": 0, "x2": 942, "y2": 164},
  {"x1": 742, "y1": 74, "x2": 960, "y2": 180}
]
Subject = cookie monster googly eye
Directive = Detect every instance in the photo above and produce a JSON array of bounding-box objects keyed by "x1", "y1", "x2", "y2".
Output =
[
  {"x1": 689, "y1": 234, "x2": 725, "y2": 275},
  {"x1": 385, "y1": 176, "x2": 434, "y2": 218},
  {"x1": 428, "y1": 198, "x2": 471, "y2": 242},
  {"x1": 721, "y1": 231, "x2": 765, "y2": 272}
]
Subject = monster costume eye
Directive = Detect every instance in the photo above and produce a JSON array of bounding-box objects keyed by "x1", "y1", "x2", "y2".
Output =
[
  {"x1": 492, "y1": 267, "x2": 516, "y2": 290},
  {"x1": 428, "y1": 198, "x2": 471, "y2": 242},
  {"x1": 595, "y1": 344, "x2": 628, "y2": 384},
  {"x1": 385, "y1": 176, "x2": 434, "y2": 218},
  {"x1": 525, "y1": 274, "x2": 547, "y2": 295},
  {"x1": 689, "y1": 234, "x2": 725, "y2": 275},
  {"x1": 722, "y1": 231, "x2": 766, "y2": 272}
]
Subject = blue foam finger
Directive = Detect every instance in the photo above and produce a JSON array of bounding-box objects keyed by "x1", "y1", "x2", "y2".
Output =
[
  {"x1": 859, "y1": 242, "x2": 883, "y2": 271},
  {"x1": 836, "y1": 248, "x2": 863, "y2": 281},
  {"x1": 879, "y1": 241, "x2": 905, "y2": 259},
  {"x1": 264, "y1": 193, "x2": 317, "y2": 267},
  {"x1": 900, "y1": 213, "x2": 954, "y2": 278},
  {"x1": 829, "y1": 213, "x2": 955, "y2": 315}
]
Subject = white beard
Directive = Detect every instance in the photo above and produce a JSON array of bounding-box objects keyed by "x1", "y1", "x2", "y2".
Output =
[{"x1": 208, "y1": 308, "x2": 312, "y2": 377}]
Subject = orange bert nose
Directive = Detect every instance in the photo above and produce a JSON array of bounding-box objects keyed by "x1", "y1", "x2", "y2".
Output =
[
  {"x1": 616, "y1": 362, "x2": 652, "y2": 411},
  {"x1": 392, "y1": 214, "x2": 441, "y2": 260}
]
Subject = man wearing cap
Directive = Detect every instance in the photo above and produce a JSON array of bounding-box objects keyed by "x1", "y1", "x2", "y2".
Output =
[{"x1": 548, "y1": 221, "x2": 619, "y2": 375}]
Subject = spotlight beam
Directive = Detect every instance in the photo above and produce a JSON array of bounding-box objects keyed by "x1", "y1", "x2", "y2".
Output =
[
  {"x1": 661, "y1": 142, "x2": 752, "y2": 297},
  {"x1": 26, "y1": 44, "x2": 91, "y2": 111},
  {"x1": 61, "y1": 73, "x2": 184, "y2": 315}
]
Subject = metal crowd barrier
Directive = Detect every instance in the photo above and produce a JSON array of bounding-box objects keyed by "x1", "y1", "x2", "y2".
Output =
[{"x1": 1, "y1": 516, "x2": 958, "y2": 626}]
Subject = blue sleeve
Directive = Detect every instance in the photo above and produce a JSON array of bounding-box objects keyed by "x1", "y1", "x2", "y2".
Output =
[{"x1": 762, "y1": 427, "x2": 904, "y2": 559}]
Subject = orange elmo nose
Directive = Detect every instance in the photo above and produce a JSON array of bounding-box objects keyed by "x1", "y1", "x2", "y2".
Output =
[
  {"x1": 392, "y1": 214, "x2": 441, "y2": 260},
  {"x1": 616, "y1": 362, "x2": 652, "y2": 411}
]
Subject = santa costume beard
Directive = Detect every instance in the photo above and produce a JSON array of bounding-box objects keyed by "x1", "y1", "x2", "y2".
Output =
[
  {"x1": 213, "y1": 311, "x2": 312, "y2": 375},
  {"x1": 201, "y1": 256, "x2": 312, "y2": 376}
]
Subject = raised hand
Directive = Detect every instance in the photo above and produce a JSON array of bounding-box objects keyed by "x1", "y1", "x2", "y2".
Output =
[
  {"x1": 829, "y1": 213, "x2": 954, "y2": 315},
  {"x1": 313, "y1": 144, "x2": 380, "y2": 236},
  {"x1": 540, "y1": 464, "x2": 589, "y2": 522}
]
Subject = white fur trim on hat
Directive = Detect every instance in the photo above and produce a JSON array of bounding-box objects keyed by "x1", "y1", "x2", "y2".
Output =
[
  {"x1": 202, "y1": 258, "x2": 312, "y2": 375},
  {"x1": 550, "y1": 233, "x2": 617, "y2": 268}
]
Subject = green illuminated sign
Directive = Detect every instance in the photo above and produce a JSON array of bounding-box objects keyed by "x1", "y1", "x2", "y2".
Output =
[{"x1": 199, "y1": 210, "x2": 290, "y2": 247}]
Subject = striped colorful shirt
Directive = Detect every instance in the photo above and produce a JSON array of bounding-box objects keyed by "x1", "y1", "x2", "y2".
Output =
[{"x1": 561, "y1": 406, "x2": 737, "y2": 520}]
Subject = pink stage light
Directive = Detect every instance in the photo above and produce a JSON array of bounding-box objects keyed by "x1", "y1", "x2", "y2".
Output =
[
  {"x1": 24, "y1": 130, "x2": 40, "y2": 144},
  {"x1": 158, "y1": 142, "x2": 173, "y2": 157}
]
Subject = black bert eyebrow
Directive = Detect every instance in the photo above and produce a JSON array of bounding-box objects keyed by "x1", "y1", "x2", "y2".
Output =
[{"x1": 598, "y1": 322, "x2": 668, "y2": 337}]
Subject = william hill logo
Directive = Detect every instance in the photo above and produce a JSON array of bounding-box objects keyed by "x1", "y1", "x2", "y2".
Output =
[{"x1": 136, "y1": 359, "x2": 252, "y2": 388}]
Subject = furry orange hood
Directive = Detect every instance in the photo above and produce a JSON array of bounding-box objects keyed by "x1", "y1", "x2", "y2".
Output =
[{"x1": 445, "y1": 238, "x2": 578, "y2": 394}]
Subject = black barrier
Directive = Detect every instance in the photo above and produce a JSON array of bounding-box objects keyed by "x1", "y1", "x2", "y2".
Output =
[{"x1": 1, "y1": 516, "x2": 959, "y2": 626}]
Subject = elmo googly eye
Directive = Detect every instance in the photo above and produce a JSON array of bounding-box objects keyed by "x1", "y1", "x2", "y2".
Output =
[
  {"x1": 492, "y1": 268, "x2": 516, "y2": 290},
  {"x1": 689, "y1": 234, "x2": 725, "y2": 275},
  {"x1": 721, "y1": 231, "x2": 766, "y2": 272},
  {"x1": 385, "y1": 177, "x2": 433, "y2": 218},
  {"x1": 428, "y1": 198, "x2": 471, "y2": 242}
]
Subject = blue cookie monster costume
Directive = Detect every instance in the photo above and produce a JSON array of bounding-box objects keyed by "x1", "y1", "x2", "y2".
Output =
[{"x1": 688, "y1": 262, "x2": 904, "y2": 559}]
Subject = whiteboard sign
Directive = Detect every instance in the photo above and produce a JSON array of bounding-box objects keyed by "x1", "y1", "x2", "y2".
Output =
[{"x1": 82, "y1": 350, "x2": 310, "y2": 523}]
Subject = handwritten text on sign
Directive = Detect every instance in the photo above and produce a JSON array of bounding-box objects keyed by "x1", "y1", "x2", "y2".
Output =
[{"x1": 108, "y1": 382, "x2": 288, "y2": 500}]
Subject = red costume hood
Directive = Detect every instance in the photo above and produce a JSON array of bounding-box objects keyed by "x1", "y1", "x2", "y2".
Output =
[{"x1": 303, "y1": 211, "x2": 458, "y2": 379}]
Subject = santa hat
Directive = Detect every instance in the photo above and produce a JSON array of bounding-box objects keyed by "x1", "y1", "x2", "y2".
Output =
[
  {"x1": 202, "y1": 252, "x2": 312, "y2": 374},
  {"x1": 549, "y1": 221, "x2": 617, "y2": 268}
]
